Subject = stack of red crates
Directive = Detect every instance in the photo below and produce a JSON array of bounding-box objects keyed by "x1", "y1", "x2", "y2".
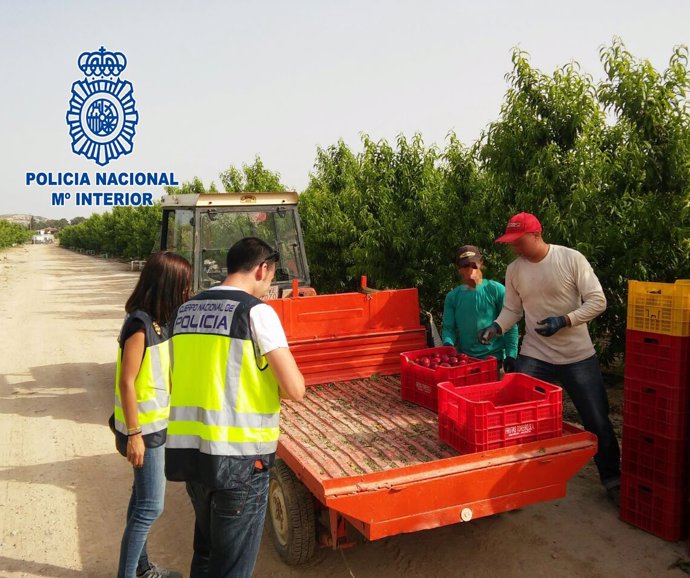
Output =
[{"x1": 620, "y1": 281, "x2": 690, "y2": 542}]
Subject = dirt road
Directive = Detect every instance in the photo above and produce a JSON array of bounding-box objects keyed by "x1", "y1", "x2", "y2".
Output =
[{"x1": 0, "y1": 243, "x2": 688, "y2": 577}]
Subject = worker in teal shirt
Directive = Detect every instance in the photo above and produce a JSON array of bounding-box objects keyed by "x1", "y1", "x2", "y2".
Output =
[{"x1": 442, "y1": 245, "x2": 519, "y2": 373}]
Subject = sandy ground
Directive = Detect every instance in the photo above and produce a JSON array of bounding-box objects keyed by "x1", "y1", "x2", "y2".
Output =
[{"x1": 0, "y1": 243, "x2": 689, "y2": 578}]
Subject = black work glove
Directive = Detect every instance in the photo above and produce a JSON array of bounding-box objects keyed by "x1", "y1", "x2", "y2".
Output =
[
  {"x1": 503, "y1": 357, "x2": 516, "y2": 373},
  {"x1": 478, "y1": 322, "x2": 502, "y2": 345},
  {"x1": 535, "y1": 316, "x2": 568, "y2": 337}
]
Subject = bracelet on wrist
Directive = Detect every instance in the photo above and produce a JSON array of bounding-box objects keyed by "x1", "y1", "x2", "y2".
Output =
[{"x1": 127, "y1": 429, "x2": 142, "y2": 437}]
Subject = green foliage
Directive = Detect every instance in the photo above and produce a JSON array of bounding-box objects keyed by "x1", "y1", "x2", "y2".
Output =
[
  {"x1": 51, "y1": 40, "x2": 690, "y2": 365},
  {"x1": 0, "y1": 220, "x2": 32, "y2": 249},
  {"x1": 300, "y1": 40, "x2": 690, "y2": 365},
  {"x1": 299, "y1": 134, "x2": 475, "y2": 311},
  {"x1": 474, "y1": 40, "x2": 690, "y2": 363},
  {"x1": 593, "y1": 40, "x2": 690, "y2": 360},
  {"x1": 220, "y1": 156, "x2": 286, "y2": 192},
  {"x1": 164, "y1": 176, "x2": 209, "y2": 196},
  {"x1": 59, "y1": 205, "x2": 162, "y2": 259},
  {"x1": 31, "y1": 217, "x2": 70, "y2": 230}
]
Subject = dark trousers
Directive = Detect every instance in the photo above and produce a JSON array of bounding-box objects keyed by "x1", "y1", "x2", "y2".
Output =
[
  {"x1": 186, "y1": 467, "x2": 269, "y2": 578},
  {"x1": 516, "y1": 354, "x2": 621, "y2": 486}
]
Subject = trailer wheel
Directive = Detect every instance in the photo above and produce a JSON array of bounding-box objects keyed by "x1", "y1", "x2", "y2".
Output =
[{"x1": 268, "y1": 459, "x2": 316, "y2": 565}]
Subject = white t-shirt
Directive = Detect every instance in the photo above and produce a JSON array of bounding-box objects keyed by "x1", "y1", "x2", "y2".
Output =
[
  {"x1": 209, "y1": 286, "x2": 289, "y2": 355},
  {"x1": 495, "y1": 245, "x2": 607, "y2": 365}
]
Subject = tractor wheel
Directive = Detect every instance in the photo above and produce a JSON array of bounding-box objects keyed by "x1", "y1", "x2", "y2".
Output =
[{"x1": 268, "y1": 459, "x2": 316, "y2": 565}]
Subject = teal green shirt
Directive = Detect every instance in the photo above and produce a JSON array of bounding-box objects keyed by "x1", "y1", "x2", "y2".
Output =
[{"x1": 441, "y1": 279, "x2": 519, "y2": 361}]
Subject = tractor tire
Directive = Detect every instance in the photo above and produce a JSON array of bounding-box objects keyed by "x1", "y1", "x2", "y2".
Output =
[{"x1": 267, "y1": 459, "x2": 316, "y2": 565}]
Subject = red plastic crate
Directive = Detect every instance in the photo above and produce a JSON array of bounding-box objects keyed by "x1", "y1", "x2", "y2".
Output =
[
  {"x1": 624, "y1": 331, "x2": 690, "y2": 388},
  {"x1": 623, "y1": 377, "x2": 690, "y2": 439},
  {"x1": 624, "y1": 362, "x2": 690, "y2": 389},
  {"x1": 620, "y1": 472, "x2": 688, "y2": 541},
  {"x1": 626, "y1": 330, "x2": 690, "y2": 366},
  {"x1": 400, "y1": 346, "x2": 498, "y2": 412},
  {"x1": 621, "y1": 426, "x2": 688, "y2": 490},
  {"x1": 437, "y1": 373, "x2": 563, "y2": 453}
]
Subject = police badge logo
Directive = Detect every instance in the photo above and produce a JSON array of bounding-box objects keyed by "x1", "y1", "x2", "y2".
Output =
[{"x1": 66, "y1": 47, "x2": 139, "y2": 166}]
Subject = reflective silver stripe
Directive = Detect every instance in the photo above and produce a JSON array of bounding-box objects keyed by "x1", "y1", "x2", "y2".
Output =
[
  {"x1": 149, "y1": 341, "x2": 170, "y2": 412},
  {"x1": 149, "y1": 342, "x2": 168, "y2": 395},
  {"x1": 114, "y1": 417, "x2": 167, "y2": 436},
  {"x1": 141, "y1": 418, "x2": 168, "y2": 435},
  {"x1": 169, "y1": 406, "x2": 279, "y2": 429},
  {"x1": 166, "y1": 434, "x2": 278, "y2": 456},
  {"x1": 113, "y1": 341, "x2": 169, "y2": 416},
  {"x1": 225, "y1": 336, "x2": 244, "y2": 409},
  {"x1": 114, "y1": 394, "x2": 169, "y2": 415}
]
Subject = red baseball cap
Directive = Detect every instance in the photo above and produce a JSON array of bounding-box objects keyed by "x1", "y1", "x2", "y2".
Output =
[{"x1": 495, "y1": 212, "x2": 542, "y2": 243}]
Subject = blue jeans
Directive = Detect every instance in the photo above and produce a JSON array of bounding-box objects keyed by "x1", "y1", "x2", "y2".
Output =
[
  {"x1": 186, "y1": 466, "x2": 270, "y2": 578},
  {"x1": 516, "y1": 354, "x2": 621, "y2": 486},
  {"x1": 117, "y1": 444, "x2": 166, "y2": 578}
]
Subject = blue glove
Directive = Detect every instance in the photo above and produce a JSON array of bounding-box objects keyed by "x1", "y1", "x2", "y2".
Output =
[
  {"x1": 478, "y1": 322, "x2": 502, "y2": 345},
  {"x1": 536, "y1": 316, "x2": 568, "y2": 337}
]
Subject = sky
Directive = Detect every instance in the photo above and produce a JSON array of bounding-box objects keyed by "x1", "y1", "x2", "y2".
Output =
[{"x1": 1, "y1": 0, "x2": 689, "y2": 219}]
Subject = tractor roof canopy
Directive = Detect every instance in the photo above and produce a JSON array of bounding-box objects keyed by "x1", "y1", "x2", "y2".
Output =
[{"x1": 160, "y1": 192, "x2": 298, "y2": 208}]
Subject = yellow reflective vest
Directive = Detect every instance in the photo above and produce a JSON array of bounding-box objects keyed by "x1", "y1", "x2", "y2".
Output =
[
  {"x1": 165, "y1": 289, "x2": 281, "y2": 484},
  {"x1": 113, "y1": 311, "x2": 171, "y2": 437}
]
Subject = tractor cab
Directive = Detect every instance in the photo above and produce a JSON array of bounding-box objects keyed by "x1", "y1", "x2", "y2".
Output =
[{"x1": 159, "y1": 192, "x2": 311, "y2": 298}]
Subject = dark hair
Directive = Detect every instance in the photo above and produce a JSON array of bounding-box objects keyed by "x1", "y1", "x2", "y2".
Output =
[
  {"x1": 125, "y1": 251, "x2": 192, "y2": 324},
  {"x1": 226, "y1": 237, "x2": 278, "y2": 274}
]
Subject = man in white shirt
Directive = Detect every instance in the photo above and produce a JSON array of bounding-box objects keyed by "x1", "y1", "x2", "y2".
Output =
[
  {"x1": 167, "y1": 237, "x2": 305, "y2": 577},
  {"x1": 479, "y1": 213, "x2": 620, "y2": 504}
]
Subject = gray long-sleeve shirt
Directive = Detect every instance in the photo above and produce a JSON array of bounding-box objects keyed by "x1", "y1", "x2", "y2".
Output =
[{"x1": 495, "y1": 244, "x2": 606, "y2": 364}]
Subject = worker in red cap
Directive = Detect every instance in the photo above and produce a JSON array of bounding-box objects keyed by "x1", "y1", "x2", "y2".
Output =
[{"x1": 478, "y1": 212, "x2": 621, "y2": 504}]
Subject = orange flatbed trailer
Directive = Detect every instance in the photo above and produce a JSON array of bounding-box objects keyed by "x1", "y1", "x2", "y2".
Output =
[
  {"x1": 275, "y1": 374, "x2": 597, "y2": 550},
  {"x1": 265, "y1": 286, "x2": 597, "y2": 564}
]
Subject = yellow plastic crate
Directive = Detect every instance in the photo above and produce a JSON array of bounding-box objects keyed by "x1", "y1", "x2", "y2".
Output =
[{"x1": 627, "y1": 280, "x2": 690, "y2": 336}]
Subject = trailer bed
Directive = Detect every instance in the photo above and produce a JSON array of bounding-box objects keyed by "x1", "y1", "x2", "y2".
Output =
[
  {"x1": 277, "y1": 374, "x2": 597, "y2": 542},
  {"x1": 279, "y1": 375, "x2": 457, "y2": 479}
]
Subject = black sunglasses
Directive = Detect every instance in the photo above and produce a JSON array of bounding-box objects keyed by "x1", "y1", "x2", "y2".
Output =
[{"x1": 263, "y1": 250, "x2": 280, "y2": 265}]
